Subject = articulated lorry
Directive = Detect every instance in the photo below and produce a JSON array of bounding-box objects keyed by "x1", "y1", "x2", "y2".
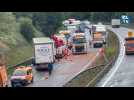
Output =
[
  {"x1": 124, "y1": 32, "x2": 134, "y2": 55},
  {"x1": 72, "y1": 33, "x2": 88, "y2": 54},
  {"x1": 111, "y1": 19, "x2": 120, "y2": 28},
  {"x1": 33, "y1": 37, "x2": 56, "y2": 73}
]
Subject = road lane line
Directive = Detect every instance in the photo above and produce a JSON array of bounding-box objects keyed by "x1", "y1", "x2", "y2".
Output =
[{"x1": 101, "y1": 27, "x2": 125, "y2": 87}]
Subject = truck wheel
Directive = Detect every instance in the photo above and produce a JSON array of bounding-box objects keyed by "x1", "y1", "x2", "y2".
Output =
[
  {"x1": 31, "y1": 77, "x2": 34, "y2": 83},
  {"x1": 11, "y1": 83, "x2": 15, "y2": 87},
  {"x1": 125, "y1": 52, "x2": 128, "y2": 55},
  {"x1": 93, "y1": 44, "x2": 96, "y2": 48}
]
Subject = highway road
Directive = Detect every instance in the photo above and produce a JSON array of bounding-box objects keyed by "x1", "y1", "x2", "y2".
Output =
[
  {"x1": 97, "y1": 26, "x2": 134, "y2": 87},
  {"x1": 26, "y1": 48, "x2": 99, "y2": 87}
]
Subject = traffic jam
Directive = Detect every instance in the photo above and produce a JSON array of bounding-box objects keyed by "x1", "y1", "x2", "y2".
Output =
[{"x1": 0, "y1": 18, "x2": 108, "y2": 87}]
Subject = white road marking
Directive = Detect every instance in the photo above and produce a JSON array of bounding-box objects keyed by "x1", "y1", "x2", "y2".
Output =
[
  {"x1": 101, "y1": 27, "x2": 125, "y2": 87},
  {"x1": 61, "y1": 51, "x2": 100, "y2": 86}
]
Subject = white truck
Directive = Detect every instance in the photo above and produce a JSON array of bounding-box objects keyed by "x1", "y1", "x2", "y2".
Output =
[
  {"x1": 33, "y1": 37, "x2": 56, "y2": 72},
  {"x1": 111, "y1": 19, "x2": 120, "y2": 28}
]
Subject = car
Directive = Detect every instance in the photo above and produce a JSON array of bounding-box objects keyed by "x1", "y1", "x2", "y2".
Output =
[{"x1": 10, "y1": 66, "x2": 33, "y2": 87}]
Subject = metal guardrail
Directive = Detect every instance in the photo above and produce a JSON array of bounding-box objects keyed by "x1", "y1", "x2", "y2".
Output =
[
  {"x1": 7, "y1": 57, "x2": 34, "y2": 71},
  {"x1": 64, "y1": 30, "x2": 120, "y2": 87},
  {"x1": 6, "y1": 29, "x2": 120, "y2": 87},
  {"x1": 86, "y1": 30, "x2": 120, "y2": 87}
]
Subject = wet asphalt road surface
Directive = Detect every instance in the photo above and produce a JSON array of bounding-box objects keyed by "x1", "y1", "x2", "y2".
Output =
[
  {"x1": 97, "y1": 26, "x2": 134, "y2": 87},
  {"x1": 27, "y1": 48, "x2": 98, "y2": 87}
]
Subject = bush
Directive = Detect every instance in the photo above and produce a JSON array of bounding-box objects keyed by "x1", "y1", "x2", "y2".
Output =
[{"x1": 19, "y1": 17, "x2": 36, "y2": 42}]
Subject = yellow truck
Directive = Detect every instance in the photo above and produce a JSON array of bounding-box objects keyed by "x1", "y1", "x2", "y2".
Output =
[
  {"x1": 72, "y1": 33, "x2": 88, "y2": 54},
  {"x1": 124, "y1": 32, "x2": 134, "y2": 55}
]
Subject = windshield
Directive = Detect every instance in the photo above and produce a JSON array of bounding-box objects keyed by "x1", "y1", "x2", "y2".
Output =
[
  {"x1": 13, "y1": 70, "x2": 27, "y2": 76},
  {"x1": 73, "y1": 38, "x2": 86, "y2": 44},
  {"x1": 126, "y1": 43, "x2": 134, "y2": 47}
]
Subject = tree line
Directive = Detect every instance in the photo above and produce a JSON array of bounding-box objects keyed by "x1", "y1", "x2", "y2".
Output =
[{"x1": 13, "y1": 12, "x2": 134, "y2": 37}]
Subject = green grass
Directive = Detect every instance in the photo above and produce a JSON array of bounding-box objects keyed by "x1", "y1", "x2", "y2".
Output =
[{"x1": 6, "y1": 44, "x2": 33, "y2": 76}]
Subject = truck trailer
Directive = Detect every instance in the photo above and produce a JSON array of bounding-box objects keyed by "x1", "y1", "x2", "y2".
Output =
[
  {"x1": 111, "y1": 19, "x2": 120, "y2": 28},
  {"x1": 33, "y1": 37, "x2": 56, "y2": 73}
]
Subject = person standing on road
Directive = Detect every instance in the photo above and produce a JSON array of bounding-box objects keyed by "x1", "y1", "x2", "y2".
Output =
[{"x1": 48, "y1": 63, "x2": 53, "y2": 75}]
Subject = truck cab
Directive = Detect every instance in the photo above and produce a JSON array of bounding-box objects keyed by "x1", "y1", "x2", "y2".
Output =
[
  {"x1": 124, "y1": 32, "x2": 134, "y2": 55},
  {"x1": 92, "y1": 32, "x2": 104, "y2": 48},
  {"x1": 72, "y1": 33, "x2": 88, "y2": 54},
  {"x1": 92, "y1": 25, "x2": 107, "y2": 45},
  {"x1": 0, "y1": 54, "x2": 8, "y2": 87},
  {"x1": 10, "y1": 66, "x2": 33, "y2": 87}
]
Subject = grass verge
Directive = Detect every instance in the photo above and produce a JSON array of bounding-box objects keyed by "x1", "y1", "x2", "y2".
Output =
[{"x1": 6, "y1": 44, "x2": 33, "y2": 76}]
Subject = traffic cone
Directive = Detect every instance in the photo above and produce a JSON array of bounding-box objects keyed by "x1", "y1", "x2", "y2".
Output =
[{"x1": 45, "y1": 72, "x2": 49, "y2": 79}]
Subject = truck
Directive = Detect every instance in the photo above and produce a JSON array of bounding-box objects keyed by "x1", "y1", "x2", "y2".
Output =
[
  {"x1": 33, "y1": 37, "x2": 55, "y2": 73},
  {"x1": 91, "y1": 25, "x2": 107, "y2": 45},
  {"x1": 72, "y1": 33, "x2": 88, "y2": 54},
  {"x1": 124, "y1": 31, "x2": 134, "y2": 55},
  {"x1": 95, "y1": 25, "x2": 107, "y2": 44},
  {"x1": 0, "y1": 54, "x2": 8, "y2": 87},
  {"x1": 92, "y1": 32, "x2": 104, "y2": 48},
  {"x1": 111, "y1": 19, "x2": 120, "y2": 28}
]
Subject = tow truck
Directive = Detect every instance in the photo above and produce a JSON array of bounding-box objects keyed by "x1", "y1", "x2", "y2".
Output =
[
  {"x1": 10, "y1": 66, "x2": 33, "y2": 87},
  {"x1": 124, "y1": 31, "x2": 134, "y2": 55}
]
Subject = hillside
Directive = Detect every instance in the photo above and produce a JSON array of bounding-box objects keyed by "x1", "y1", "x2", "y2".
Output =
[{"x1": 0, "y1": 12, "x2": 44, "y2": 66}]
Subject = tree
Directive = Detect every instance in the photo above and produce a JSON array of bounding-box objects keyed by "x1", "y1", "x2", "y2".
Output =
[
  {"x1": 32, "y1": 12, "x2": 63, "y2": 37},
  {"x1": 19, "y1": 17, "x2": 36, "y2": 42}
]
